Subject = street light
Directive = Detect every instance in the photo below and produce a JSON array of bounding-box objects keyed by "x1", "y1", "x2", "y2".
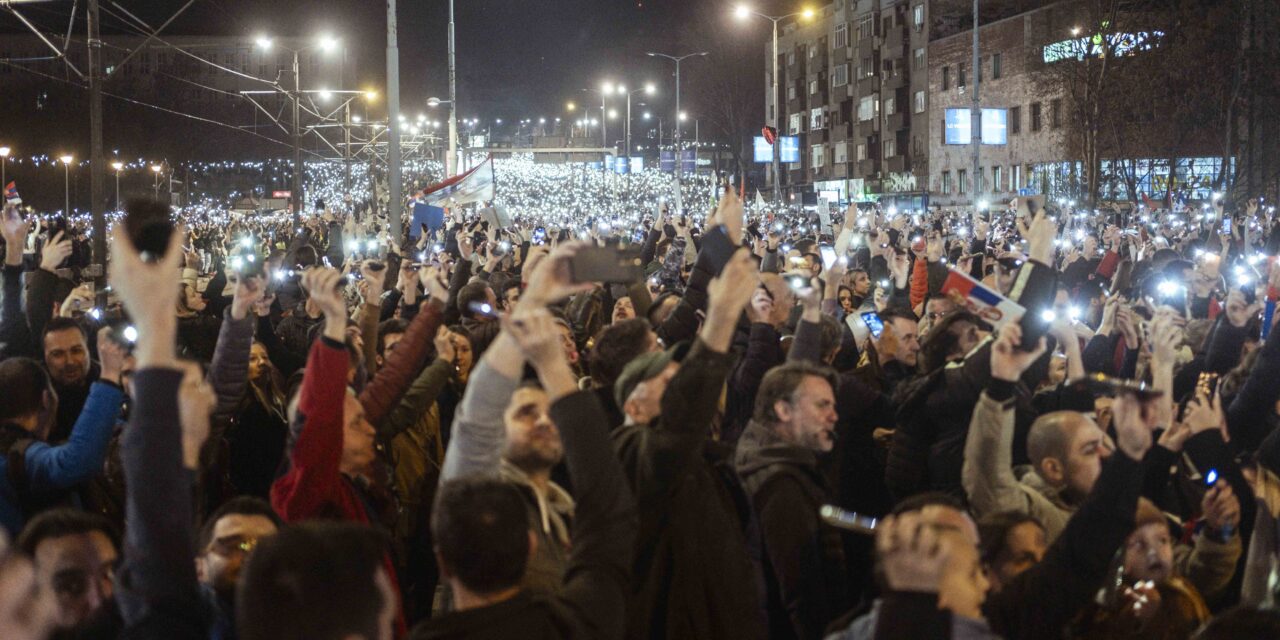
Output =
[
  {"x1": 110, "y1": 161, "x2": 123, "y2": 211},
  {"x1": 648, "y1": 51, "x2": 707, "y2": 214},
  {"x1": 150, "y1": 164, "x2": 163, "y2": 201},
  {"x1": 59, "y1": 155, "x2": 73, "y2": 214},
  {"x1": 253, "y1": 33, "x2": 341, "y2": 224},
  {"x1": 734, "y1": 5, "x2": 815, "y2": 204},
  {"x1": 619, "y1": 83, "x2": 657, "y2": 160},
  {"x1": 0, "y1": 146, "x2": 9, "y2": 188}
]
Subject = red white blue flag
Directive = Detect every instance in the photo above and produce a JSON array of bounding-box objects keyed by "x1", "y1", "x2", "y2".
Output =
[
  {"x1": 3, "y1": 182, "x2": 18, "y2": 203},
  {"x1": 940, "y1": 268, "x2": 1026, "y2": 329},
  {"x1": 419, "y1": 156, "x2": 495, "y2": 207}
]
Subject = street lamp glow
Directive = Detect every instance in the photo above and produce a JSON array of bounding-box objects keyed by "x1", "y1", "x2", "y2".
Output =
[
  {"x1": 59, "y1": 154, "x2": 73, "y2": 165},
  {"x1": 617, "y1": 84, "x2": 627, "y2": 94},
  {"x1": 539, "y1": 117, "x2": 546, "y2": 124},
  {"x1": 111, "y1": 161, "x2": 123, "y2": 171},
  {"x1": 318, "y1": 89, "x2": 332, "y2": 101},
  {"x1": 601, "y1": 82, "x2": 614, "y2": 95},
  {"x1": 496, "y1": 118, "x2": 503, "y2": 124},
  {"x1": 150, "y1": 165, "x2": 162, "y2": 173},
  {"x1": 317, "y1": 35, "x2": 338, "y2": 52},
  {"x1": 417, "y1": 113, "x2": 427, "y2": 122},
  {"x1": 1071, "y1": 26, "x2": 1081, "y2": 36},
  {"x1": 427, "y1": 96, "x2": 443, "y2": 107},
  {"x1": 566, "y1": 101, "x2": 576, "y2": 111},
  {"x1": 678, "y1": 112, "x2": 688, "y2": 121},
  {"x1": 643, "y1": 111, "x2": 651, "y2": 119},
  {"x1": 607, "y1": 109, "x2": 618, "y2": 119},
  {"x1": 352, "y1": 115, "x2": 362, "y2": 123},
  {"x1": 364, "y1": 90, "x2": 378, "y2": 101},
  {"x1": 734, "y1": 5, "x2": 751, "y2": 19},
  {"x1": 255, "y1": 36, "x2": 272, "y2": 50},
  {"x1": 644, "y1": 83, "x2": 655, "y2": 95},
  {"x1": 0, "y1": 147, "x2": 10, "y2": 158},
  {"x1": 801, "y1": 7, "x2": 815, "y2": 18}
]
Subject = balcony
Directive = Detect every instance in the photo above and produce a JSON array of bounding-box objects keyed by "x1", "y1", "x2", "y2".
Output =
[
  {"x1": 856, "y1": 118, "x2": 879, "y2": 138},
  {"x1": 856, "y1": 73, "x2": 879, "y2": 94},
  {"x1": 884, "y1": 27, "x2": 906, "y2": 52},
  {"x1": 881, "y1": 71, "x2": 906, "y2": 91},
  {"x1": 885, "y1": 156, "x2": 907, "y2": 173},
  {"x1": 856, "y1": 158, "x2": 878, "y2": 176},
  {"x1": 885, "y1": 111, "x2": 906, "y2": 131}
]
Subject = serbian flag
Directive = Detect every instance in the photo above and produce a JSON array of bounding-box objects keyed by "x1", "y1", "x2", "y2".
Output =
[
  {"x1": 419, "y1": 156, "x2": 495, "y2": 207},
  {"x1": 3, "y1": 182, "x2": 18, "y2": 204},
  {"x1": 940, "y1": 268, "x2": 1026, "y2": 329}
]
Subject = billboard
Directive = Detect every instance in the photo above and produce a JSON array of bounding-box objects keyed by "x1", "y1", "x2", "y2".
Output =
[
  {"x1": 944, "y1": 108, "x2": 1008, "y2": 145},
  {"x1": 753, "y1": 136, "x2": 801, "y2": 163}
]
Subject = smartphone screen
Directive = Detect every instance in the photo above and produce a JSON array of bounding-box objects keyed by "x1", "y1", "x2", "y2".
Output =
[
  {"x1": 1220, "y1": 216, "x2": 1232, "y2": 235},
  {"x1": 860, "y1": 311, "x2": 884, "y2": 339},
  {"x1": 819, "y1": 245, "x2": 837, "y2": 271}
]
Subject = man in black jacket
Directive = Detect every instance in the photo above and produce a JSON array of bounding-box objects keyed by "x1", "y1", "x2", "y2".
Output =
[
  {"x1": 611, "y1": 248, "x2": 765, "y2": 640},
  {"x1": 411, "y1": 275, "x2": 637, "y2": 639},
  {"x1": 734, "y1": 361, "x2": 845, "y2": 640}
]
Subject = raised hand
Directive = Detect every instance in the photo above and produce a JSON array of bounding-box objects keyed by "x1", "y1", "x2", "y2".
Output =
[
  {"x1": 360, "y1": 259, "x2": 387, "y2": 296},
  {"x1": 96, "y1": 326, "x2": 128, "y2": 387},
  {"x1": 420, "y1": 266, "x2": 448, "y2": 302},
  {"x1": 503, "y1": 308, "x2": 576, "y2": 399},
  {"x1": 1224, "y1": 289, "x2": 1260, "y2": 328},
  {"x1": 1, "y1": 204, "x2": 30, "y2": 266},
  {"x1": 1202, "y1": 482, "x2": 1240, "y2": 536},
  {"x1": 990, "y1": 323, "x2": 1046, "y2": 382},
  {"x1": 39, "y1": 231, "x2": 72, "y2": 274},
  {"x1": 230, "y1": 275, "x2": 265, "y2": 320},
  {"x1": 108, "y1": 225, "x2": 186, "y2": 368},
  {"x1": 520, "y1": 241, "x2": 594, "y2": 309},
  {"x1": 1027, "y1": 210, "x2": 1055, "y2": 264},
  {"x1": 1183, "y1": 386, "x2": 1228, "y2": 442},
  {"x1": 433, "y1": 326, "x2": 456, "y2": 363},
  {"x1": 1112, "y1": 392, "x2": 1159, "y2": 461},
  {"x1": 716, "y1": 189, "x2": 745, "y2": 245}
]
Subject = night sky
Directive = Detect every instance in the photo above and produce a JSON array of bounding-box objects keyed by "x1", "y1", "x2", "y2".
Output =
[{"x1": 2, "y1": 0, "x2": 781, "y2": 123}]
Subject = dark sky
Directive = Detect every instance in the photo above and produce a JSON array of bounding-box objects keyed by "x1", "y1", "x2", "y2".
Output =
[{"x1": 0, "y1": 0, "x2": 778, "y2": 121}]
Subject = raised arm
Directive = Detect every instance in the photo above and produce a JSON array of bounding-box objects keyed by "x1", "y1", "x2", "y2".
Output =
[
  {"x1": 359, "y1": 265, "x2": 447, "y2": 428},
  {"x1": 205, "y1": 275, "x2": 263, "y2": 418}
]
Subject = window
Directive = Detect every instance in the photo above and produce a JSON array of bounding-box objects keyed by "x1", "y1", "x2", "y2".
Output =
[
  {"x1": 884, "y1": 138, "x2": 897, "y2": 157},
  {"x1": 858, "y1": 95, "x2": 875, "y2": 121},
  {"x1": 914, "y1": 90, "x2": 925, "y2": 114},
  {"x1": 788, "y1": 85, "x2": 797, "y2": 101},
  {"x1": 914, "y1": 47, "x2": 925, "y2": 70},
  {"x1": 810, "y1": 79, "x2": 820, "y2": 94},
  {"x1": 812, "y1": 145, "x2": 825, "y2": 168},
  {"x1": 958, "y1": 66, "x2": 966, "y2": 88},
  {"x1": 1051, "y1": 98, "x2": 1062, "y2": 128},
  {"x1": 862, "y1": 57, "x2": 873, "y2": 78},
  {"x1": 884, "y1": 96, "x2": 895, "y2": 115},
  {"x1": 857, "y1": 143, "x2": 868, "y2": 161},
  {"x1": 977, "y1": 167, "x2": 985, "y2": 192},
  {"x1": 809, "y1": 45, "x2": 817, "y2": 59},
  {"x1": 788, "y1": 51, "x2": 796, "y2": 65},
  {"x1": 811, "y1": 107, "x2": 825, "y2": 130},
  {"x1": 1013, "y1": 164, "x2": 1023, "y2": 190},
  {"x1": 834, "y1": 23, "x2": 849, "y2": 49},
  {"x1": 993, "y1": 166, "x2": 1002, "y2": 192},
  {"x1": 1009, "y1": 106, "x2": 1021, "y2": 134},
  {"x1": 857, "y1": 15, "x2": 874, "y2": 40},
  {"x1": 790, "y1": 113, "x2": 804, "y2": 134},
  {"x1": 883, "y1": 16, "x2": 892, "y2": 34},
  {"x1": 942, "y1": 171, "x2": 952, "y2": 193},
  {"x1": 835, "y1": 142, "x2": 849, "y2": 164},
  {"x1": 958, "y1": 169, "x2": 968, "y2": 194},
  {"x1": 833, "y1": 64, "x2": 849, "y2": 87},
  {"x1": 942, "y1": 66, "x2": 950, "y2": 90},
  {"x1": 992, "y1": 53, "x2": 1002, "y2": 79},
  {"x1": 913, "y1": 5, "x2": 924, "y2": 30},
  {"x1": 1030, "y1": 102, "x2": 1042, "y2": 131}
]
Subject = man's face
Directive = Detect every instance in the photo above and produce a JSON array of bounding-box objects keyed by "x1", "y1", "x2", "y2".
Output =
[
  {"x1": 884, "y1": 317, "x2": 921, "y2": 367},
  {"x1": 377, "y1": 332, "x2": 406, "y2": 369},
  {"x1": 851, "y1": 272, "x2": 871, "y2": 296},
  {"x1": 345, "y1": 324, "x2": 364, "y2": 354},
  {"x1": 342, "y1": 394, "x2": 377, "y2": 473},
  {"x1": 776, "y1": 375, "x2": 838, "y2": 452},
  {"x1": 923, "y1": 298, "x2": 959, "y2": 332},
  {"x1": 1124, "y1": 522, "x2": 1173, "y2": 584},
  {"x1": 32, "y1": 532, "x2": 116, "y2": 629},
  {"x1": 43, "y1": 328, "x2": 89, "y2": 387},
  {"x1": 554, "y1": 323, "x2": 578, "y2": 365},
  {"x1": 623, "y1": 362, "x2": 679, "y2": 425},
  {"x1": 613, "y1": 297, "x2": 636, "y2": 323},
  {"x1": 502, "y1": 387, "x2": 563, "y2": 472},
  {"x1": 198, "y1": 514, "x2": 279, "y2": 595},
  {"x1": 1061, "y1": 416, "x2": 1113, "y2": 499},
  {"x1": 502, "y1": 286, "x2": 520, "y2": 310},
  {"x1": 985, "y1": 521, "x2": 1047, "y2": 593}
]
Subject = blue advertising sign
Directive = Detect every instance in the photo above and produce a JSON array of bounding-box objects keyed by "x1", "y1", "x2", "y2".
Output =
[
  {"x1": 681, "y1": 150, "x2": 696, "y2": 173},
  {"x1": 753, "y1": 136, "x2": 771, "y2": 163},
  {"x1": 629, "y1": 156, "x2": 644, "y2": 173},
  {"x1": 614, "y1": 156, "x2": 630, "y2": 174},
  {"x1": 660, "y1": 150, "x2": 675, "y2": 172},
  {"x1": 944, "y1": 108, "x2": 1008, "y2": 145},
  {"x1": 779, "y1": 136, "x2": 800, "y2": 163}
]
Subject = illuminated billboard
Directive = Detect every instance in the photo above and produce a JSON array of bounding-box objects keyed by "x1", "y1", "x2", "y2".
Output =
[
  {"x1": 944, "y1": 108, "x2": 1008, "y2": 145},
  {"x1": 754, "y1": 136, "x2": 801, "y2": 163}
]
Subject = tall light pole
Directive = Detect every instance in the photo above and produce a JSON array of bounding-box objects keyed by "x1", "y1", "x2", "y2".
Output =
[
  {"x1": 111, "y1": 161, "x2": 123, "y2": 211},
  {"x1": 600, "y1": 82, "x2": 613, "y2": 171},
  {"x1": 622, "y1": 83, "x2": 656, "y2": 159},
  {"x1": 0, "y1": 146, "x2": 9, "y2": 188},
  {"x1": 647, "y1": 51, "x2": 707, "y2": 215},
  {"x1": 60, "y1": 155, "x2": 73, "y2": 214},
  {"x1": 151, "y1": 164, "x2": 162, "y2": 201},
  {"x1": 255, "y1": 34, "x2": 339, "y2": 226},
  {"x1": 735, "y1": 5, "x2": 815, "y2": 204},
  {"x1": 447, "y1": 0, "x2": 459, "y2": 177},
  {"x1": 387, "y1": 0, "x2": 404, "y2": 241}
]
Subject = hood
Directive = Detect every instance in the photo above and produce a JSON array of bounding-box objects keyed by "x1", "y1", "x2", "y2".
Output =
[
  {"x1": 1015, "y1": 464, "x2": 1073, "y2": 510},
  {"x1": 734, "y1": 419, "x2": 818, "y2": 481}
]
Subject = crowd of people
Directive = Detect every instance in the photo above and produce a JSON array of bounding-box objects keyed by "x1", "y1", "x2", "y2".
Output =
[{"x1": 2, "y1": 177, "x2": 1280, "y2": 640}]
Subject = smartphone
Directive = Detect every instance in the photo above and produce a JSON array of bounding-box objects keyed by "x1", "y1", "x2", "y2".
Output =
[
  {"x1": 123, "y1": 199, "x2": 174, "y2": 262},
  {"x1": 819, "y1": 245, "x2": 838, "y2": 271},
  {"x1": 568, "y1": 245, "x2": 644, "y2": 284},
  {"x1": 1156, "y1": 280, "x2": 1189, "y2": 314},
  {"x1": 1196, "y1": 372, "x2": 1219, "y2": 403},
  {"x1": 860, "y1": 311, "x2": 885, "y2": 339},
  {"x1": 1220, "y1": 216, "x2": 1232, "y2": 235},
  {"x1": 788, "y1": 275, "x2": 809, "y2": 291},
  {"x1": 820, "y1": 505, "x2": 878, "y2": 535},
  {"x1": 1016, "y1": 195, "x2": 1045, "y2": 219},
  {"x1": 532, "y1": 226, "x2": 547, "y2": 245},
  {"x1": 1070, "y1": 372, "x2": 1164, "y2": 401},
  {"x1": 467, "y1": 300, "x2": 499, "y2": 319},
  {"x1": 1204, "y1": 468, "x2": 1219, "y2": 487}
]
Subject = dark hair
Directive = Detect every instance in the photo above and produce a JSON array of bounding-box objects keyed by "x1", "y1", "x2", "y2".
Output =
[
  {"x1": 752, "y1": 362, "x2": 839, "y2": 425},
  {"x1": 590, "y1": 319, "x2": 654, "y2": 388},
  {"x1": 0, "y1": 357, "x2": 52, "y2": 422},
  {"x1": 17, "y1": 508, "x2": 119, "y2": 556},
  {"x1": 237, "y1": 522, "x2": 388, "y2": 640},
  {"x1": 816, "y1": 314, "x2": 843, "y2": 362},
  {"x1": 293, "y1": 245, "x2": 319, "y2": 269},
  {"x1": 919, "y1": 310, "x2": 984, "y2": 374},
  {"x1": 42, "y1": 316, "x2": 88, "y2": 344},
  {"x1": 198, "y1": 497, "x2": 282, "y2": 550},
  {"x1": 432, "y1": 477, "x2": 530, "y2": 595},
  {"x1": 889, "y1": 491, "x2": 966, "y2": 517},
  {"x1": 376, "y1": 318, "x2": 410, "y2": 356},
  {"x1": 977, "y1": 511, "x2": 1044, "y2": 565},
  {"x1": 457, "y1": 281, "x2": 493, "y2": 318},
  {"x1": 878, "y1": 307, "x2": 919, "y2": 327}
]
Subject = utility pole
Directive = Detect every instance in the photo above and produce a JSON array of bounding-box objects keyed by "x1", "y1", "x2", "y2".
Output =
[
  {"x1": 344, "y1": 103, "x2": 352, "y2": 196},
  {"x1": 970, "y1": 0, "x2": 981, "y2": 207},
  {"x1": 292, "y1": 50, "x2": 303, "y2": 225},
  {"x1": 88, "y1": 0, "x2": 106, "y2": 297},
  {"x1": 447, "y1": 0, "x2": 458, "y2": 177},
  {"x1": 647, "y1": 51, "x2": 707, "y2": 216},
  {"x1": 387, "y1": 0, "x2": 404, "y2": 242}
]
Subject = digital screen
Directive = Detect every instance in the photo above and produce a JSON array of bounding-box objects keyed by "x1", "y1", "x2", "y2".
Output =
[
  {"x1": 753, "y1": 136, "x2": 801, "y2": 163},
  {"x1": 944, "y1": 108, "x2": 1008, "y2": 145}
]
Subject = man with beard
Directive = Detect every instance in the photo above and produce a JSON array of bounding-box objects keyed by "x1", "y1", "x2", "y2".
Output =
[
  {"x1": 40, "y1": 319, "x2": 99, "y2": 444},
  {"x1": 197, "y1": 497, "x2": 281, "y2": 640}
]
